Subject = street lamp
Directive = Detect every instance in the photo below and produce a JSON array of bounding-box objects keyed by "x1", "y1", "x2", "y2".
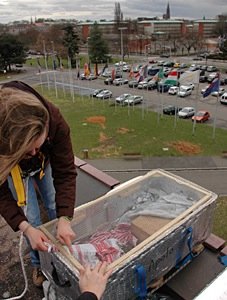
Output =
[
  {"x1": 118, "y1": 27, "x2": 127, "y2": 62},
  {"x1": 87, "y1": 37, "x2": 90, "y2": 63},
  {"x1": 164, "y1": 46, "x2": 171, "y2": 57},
  {"x1": 144, "y1": 44, "x2": 151, "y2": 56}
]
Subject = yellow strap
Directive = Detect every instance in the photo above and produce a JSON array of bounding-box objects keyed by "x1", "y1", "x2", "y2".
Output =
[
  {"x1": 39, "y1": 152, "x2": 45, "y2": 180},
  {"x1": 11, "y1": 165, "x2": 26, "y2": 207}
]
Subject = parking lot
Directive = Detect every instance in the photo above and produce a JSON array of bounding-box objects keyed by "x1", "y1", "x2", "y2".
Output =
[
  {"x1": 21, "y1": 56, "x2": 227, "y2": 129},
  {"x1": 71, "y1": 66, "x2": 227, "y2": 129}
]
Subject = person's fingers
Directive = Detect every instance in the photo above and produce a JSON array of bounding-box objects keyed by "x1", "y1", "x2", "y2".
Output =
[
  {"x1": 104, "y1": 268, "x2": 113, "y2": 279},
  {"x1": 98, "y1": 261, "x2": 108, "y2": 273},
  {"x1": 68, "y1": 244, "x2": 74, "y2": 254},
  {"x1": 56, "y1": 235, "x2": 65, "y2": 245},
  {"x1": 94, "y1": 261, "x2": 102, "y2": 272},
  {"x1": 79, "y1": 266, "x2": 86, "y2": 276}
]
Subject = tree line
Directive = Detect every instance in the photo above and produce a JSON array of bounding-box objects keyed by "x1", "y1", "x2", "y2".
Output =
[{"x1": 0, "y1": 22, "x2": 109, "y2": 72}]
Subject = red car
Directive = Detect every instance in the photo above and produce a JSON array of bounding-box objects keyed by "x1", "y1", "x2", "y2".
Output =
[{"x1": 192, "y1": 110, "x2": 210, "y2": 123}]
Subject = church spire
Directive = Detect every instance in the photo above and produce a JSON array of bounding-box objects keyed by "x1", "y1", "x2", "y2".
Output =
[
  {"x1": 163, "y1": 2, "x2": 170, "y2": 20},
  {"x1": 166, "y1": 2, "x2": 170, "y2": 19}
]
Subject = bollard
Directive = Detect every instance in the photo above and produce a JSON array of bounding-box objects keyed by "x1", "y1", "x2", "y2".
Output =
[{"x1": 82, "y1": 149, "x2": 89, "y2": 159}]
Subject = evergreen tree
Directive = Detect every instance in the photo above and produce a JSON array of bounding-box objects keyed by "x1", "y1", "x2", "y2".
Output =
[
  {"x1": 62, "y1": 24, "x2": 80, "y2": 67},
  {"x1": 0, "y1": 33, "x2": 27, "y2": 71},
  {"x1": 88, "y1": 22, "x2": 109, "y2": 65}
]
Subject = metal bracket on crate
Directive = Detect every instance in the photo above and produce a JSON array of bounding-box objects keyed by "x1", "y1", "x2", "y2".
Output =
[
  {"x1": 219, "y1": 255, "x2": 227, "y2": 266},
  {"x1": 175, "y1": 226, "x2": 196, "y2": 269},
  {"x1": 134, "y1": 264, "x2": 147, "y2": 299},
  {"x1": 51, "y1": 262, "x2": 72, "y2": 288}
]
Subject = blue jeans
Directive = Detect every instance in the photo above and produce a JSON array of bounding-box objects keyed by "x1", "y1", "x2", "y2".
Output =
[{"x1": 8, "y1": 164, "x2": 56, "y2": 267}]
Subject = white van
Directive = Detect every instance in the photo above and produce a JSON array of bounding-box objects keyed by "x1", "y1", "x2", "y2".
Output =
[
  {"x1": 177, "y1": 85, "x2": 193, "y2": 97},
  {"x1": 168, "y1": 86, "x2": 179, "y2": 95},
  {"x1": 220, "y1": 92, "x2": 227, "y2": 105}
]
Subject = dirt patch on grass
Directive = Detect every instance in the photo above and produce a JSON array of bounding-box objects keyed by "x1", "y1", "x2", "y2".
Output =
[
  {"x1": 117, "y1": 127, "x2": 131, "y2": 134},
  {"x1": 168, "y1": 141, "x2": 202, "y2": 155},
  {"x1": 86, "y1": 116, "x2": 106, "y2": 129},
  {"x1": 99, "y1": 132, "x2": 109, "y2": 143}
]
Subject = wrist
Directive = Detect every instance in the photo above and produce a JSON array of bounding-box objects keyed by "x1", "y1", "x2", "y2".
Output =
[
  {"x1": 19, "y1": 221, "x2": 32, "y2": 235},
  {"x1": 59, "y1": 216, "x2": 73, "y2": 222}
]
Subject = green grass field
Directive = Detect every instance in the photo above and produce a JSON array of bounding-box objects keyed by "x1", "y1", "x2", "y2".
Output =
[
  {"x1": 212, "y1": 196, "x2": 227, "y2": 240},
  {"x1": 39, "y1": 87, "x2": 227, "y2": 160}
]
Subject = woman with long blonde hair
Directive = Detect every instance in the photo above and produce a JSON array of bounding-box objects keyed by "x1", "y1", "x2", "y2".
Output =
[{"x1": 0, "y1": 81, "x2": 77, "y2": 287}]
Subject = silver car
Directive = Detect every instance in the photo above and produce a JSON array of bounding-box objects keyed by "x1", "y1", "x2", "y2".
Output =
[
  {"x1": 96, "y1": 89, "x2": 113, "y2": 99},
  {"x1": 123, "y1": 95, "x2": 143, "y2": 106},
  {"x1": 115, "y1": 93, "x2": 132, "y2": 104},
  {"x1": 178, "y1": 106, "x2": 195, "y2": 118}
]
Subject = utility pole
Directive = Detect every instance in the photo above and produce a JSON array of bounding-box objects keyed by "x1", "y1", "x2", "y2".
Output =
[{"x1": 118, "y1": 27, "x2": 127, "y2": 62}]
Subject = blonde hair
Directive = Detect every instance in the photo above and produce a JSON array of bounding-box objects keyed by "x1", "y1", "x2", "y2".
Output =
[{"x1": 0, "y1": 86, "x2": 49, "y2": 184}]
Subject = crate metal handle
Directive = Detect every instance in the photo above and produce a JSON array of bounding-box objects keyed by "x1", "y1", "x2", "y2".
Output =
[{"x1": 51, "y1": 262, "x2": 72, "y2": 288}]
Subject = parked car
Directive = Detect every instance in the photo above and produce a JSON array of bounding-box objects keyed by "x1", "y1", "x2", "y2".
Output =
[
  {"x1": 163, "y1": 61, "x2": 174, "y2": 68},
  {"x1": 115, "y1": 61, "x2": 126, "y2": 67},
  {"x1": 79, "y1": 73, "x2": 87, "y2": 80},
  {"x1": 220, "y1": 78, "x2": 227, "y2": 85},
  {"x1": 179, "y1": 63, "x2": 188, "y2": 69},
  {"x1": 211, "y1": 88, "x2": 225, "y2": 97},
  {"x1": 206, "y1": 65, "x2": 218, "y2": 72},
  {"x1": 133, "y1": 64, "x2": 143, "y2": 73},
  {"x1": 178, "y1": 107, "x2": 195, "y2": 118},
  {"x1": 177, "y1": 85, "x2": 193, "y2": 97},
  {"x1": 123, "y1": 95, "x2": 143, "y2": 106},
  {"x1": 163, "y1": 105, "x2": 182, "y2": 115},
  {"x1": 115, "y1": 72, "x2": 123, "y2": 79},
  {"x1": 189, "y1": 64, "x2": 200, "y2": 71},
  {"x1": 87, "y1": 73, "x2": 97, "y2": 80},
  {"x1": 96, "y1": 89, "x2": 113, "y2": 99},
  {"x1": 160, "y1": 53, "x2": 170, "y2": 58},
  {"x1": 192, "y1": 110, "x2": 210, "y2": 123},
  {"x1": 128, "y1": 80, "x2": 139, "y2": 88},
  {"x1": 113, "y1": 78, "x2": 129, "y2": 86},
  {"x1": 220, "y1": 92, "x2": 227, "y2": 105},
  {"x1": 199, "y1": 75, "x2": 208, "y2": 83},
  {"x1": 207, "y1": 72, "x2": 218, "y2": 83},
  {"x1": 91, "y1": 89, "x2": 105, "y2": 97},
  {"x1": 173, "y1": 62, "x2": 181, "y2": 68},
  {"x1": 104, "y1": 77, "x2": 113, "y2": 85},
  {"x1": 188, "y1": 83, "x2": 195, "y2": 90},
  {"x1": 157, "y1": 60, "x2": 165, "y2": 66},
  {"x1": 157, "y1": 81, "x2": 172, "y2": 93},
  {"x1": 115, "y1": 93, "x2": 132, "y2": 105},
  {"x1": 147, "y1": 80, "x2": 158, "y2": 90},
  {"x1": 122, "y1": 65, "x2": 131, "y2": 72},
  {"x1": 137, "y1": 78, "x2": 152, "y2": 89},
  {"x1": 147, "y1": 67, "x2": 160, "y2": 76},
  {"x1": 168, "y1": 86, "x2": 179, "y2": 95},
  {"x1": 200, "y1": 65, "x2": 207, "y2": 71}
]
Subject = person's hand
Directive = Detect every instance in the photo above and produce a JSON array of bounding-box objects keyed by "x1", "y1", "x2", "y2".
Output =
[
  {"x1": 56, "y1": 217, "x2": 76, "y2": 253},
  {"x1": 79, "y1": 262, "x2": 113, "y2": 300},
  {"x1": 24, "y1": 226, "x2": 50, "y2": 251}
]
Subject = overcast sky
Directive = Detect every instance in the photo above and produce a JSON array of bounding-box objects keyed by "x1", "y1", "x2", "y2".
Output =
[{"x1": 0, "y1": 0, "x2": 226, "y2": 24}]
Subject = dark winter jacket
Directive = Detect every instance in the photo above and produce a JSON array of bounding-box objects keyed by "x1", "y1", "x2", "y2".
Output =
[
  {"x1": 0, "y1": 81, "x2": 77, "y2": 231},
  {"x1": 77, "y1": 292, "x2": 98, "y2": 300}
]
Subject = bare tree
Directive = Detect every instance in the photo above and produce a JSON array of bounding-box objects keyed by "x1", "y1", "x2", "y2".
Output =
[
  {"x1": 214, "y1": 14, "x2": 227, "y2": 37},
  {"x1": 114, "y1": 2, "x2": 123, "y2": 24}
]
